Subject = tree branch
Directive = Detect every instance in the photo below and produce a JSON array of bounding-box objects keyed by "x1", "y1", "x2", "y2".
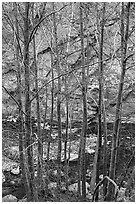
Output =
[
  {"x1": 30, "y1": 57, "x2": 111, "y2": 103},
  {"x1": 92, "y1": 176, "x2": 118, "y2": 201},
  {"x1": 28, "y1": 5, "x2": 68, "y2": 46},
  {"x1": 2, "y1": 85, "x2": 27, "y2": 116}
]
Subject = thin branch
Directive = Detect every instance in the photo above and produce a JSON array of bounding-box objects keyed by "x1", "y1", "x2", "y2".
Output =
[
  {"x1": 124, "y1": 53, "x2": 134, "y2": 63},
  {"x1": 3, "y1": 12, "x2": 24, "y2": 44},
  {"x1": 30, "y1": 57, "x2": 111, "y2": 103},
  {"x1": 2, "y1": 85, "x2": 27, "y2": 116},
  {"x1": 92, "y1": 176, "x2": 119, "y2": 201},
  {"x1": 28, "y1": 4, "x2": 68, "y2": 46}
]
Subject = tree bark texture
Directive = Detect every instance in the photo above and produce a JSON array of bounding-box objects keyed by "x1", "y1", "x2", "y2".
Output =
[
  {"x1": 32, "y1": 4, "x2": 43, "y2": 189},
  {"x1": 24, "y1": 3, "x2": 38, "y2": 201},
  {"x1": 14, "y1": 3, "x2": 30, "y2": 197},
  {"x1": 105, "y1": 2, "x2": 131, "y2": 201},
  {"x1": 79, "y1": 3, "x2": 87, "y2": 201},
  {"x1": 52, "y1": 2, "x2": 62, "y2": 200}
]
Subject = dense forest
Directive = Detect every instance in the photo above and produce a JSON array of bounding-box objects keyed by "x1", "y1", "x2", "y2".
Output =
[{"x1": 2, "y1": 2, "x2": 135, "y2": 202}]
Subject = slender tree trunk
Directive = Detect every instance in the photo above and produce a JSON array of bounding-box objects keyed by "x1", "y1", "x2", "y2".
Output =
[
  {"x1": 102, "y1": 91, "x2": 108, "y2": 197},
  {"x1": 47, "y1": 40, "x2": 54, "y2": 161},
  {"x1": 43, "y1": 85, "x2": 48, "y2": 130},
  {"x1": 24, "y1": 3, "x2": 38, "y2": 201},
  {"x1": 46, "y1": 46, "x2": 54, "y2": 191},
  {"x1": 13, "y1": 3, "x2": 31, "y2": 197},
  {"x1": 14, "y1": 2, "x2": 24, "y2": 177},
  {"x1": 90, "y1": 3, "x2": 99, "y2": 196},
  {"x1": 95, "y1": 3, "x2": 106, "y2": 201},
  {"x1": 79, "y1": 3, "x2": 87, "y2": 201},
  {"x1": 64, "y1": 77, "x2": 69, "y2": 164},
  {"x1": 64, "y1": 3, "x2": 74, "y2": 191},
  {"x1": 105, "y1": 2, "x2": 131, "y2": 201},
  {"x1": 64, "y1": 88, "x2": 69, "y2": 190},
  {"x1": 52, "y1": 2, "x2": 62, "y2": 200},
  {"x1": 32, "y1": 4, "x2": 43, "y2": 189}
]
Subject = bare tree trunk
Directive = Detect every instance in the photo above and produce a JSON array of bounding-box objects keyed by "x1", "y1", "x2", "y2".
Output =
[
  {"x1": 64, "y1": 3, "x2": 74, "y2": 191},
  {"x1": 14, "y1": 1, "x2": 25, "y2": 178},
  {"x1": 64, "y1": 74, "x2": 69, "y2": 164},
  {"x1": 64, "y1": 75, "x2": 69, "y2": 164},
  {"x1": 79, "y1": 3, "x2": 87, "y2": 201},
  {"x1": 47, "y1": 40, "x2": 54, "y2": 161},
  {"x1": 13, "y1": 3, "x2": 31, "y2": 197},
  {"x1": 95, "y1": 3, "x2": 106, "y2": 201},
  {"x1": 105, "y1": 2, "x2": 131, "y2": 201},
  {"x1": 32, "y1": 3, "x2": 43, "y2": 189},
  {"x1": 64, "y1": 85, "x2": 69, "y2": 190},
  {"x1": 24, "y1": 3, "x2": 38, "y2": 201},
  {"x1": 14, "y1": 3, "x2": 37, "y2": 201},
  {"x1": 52, "y1": 2, "x2": 62, "y2": 200},
  {"x1": 43, "y1": 85, "x2": 48, "y2": 130},
  {"x1": 102, "y1": 91, "x2": 108, "y2": 197},
  {"x1": 90, "y1": 3, "x2": 99, "y2": 196},
  {"x1": 46, "y1": 44, "x2": 54, "y2": 191}
]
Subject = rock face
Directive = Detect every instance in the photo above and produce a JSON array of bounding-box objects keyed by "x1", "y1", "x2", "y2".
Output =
[{"x1": 2, "y1": 194, "x2": 17, "y2": 202}]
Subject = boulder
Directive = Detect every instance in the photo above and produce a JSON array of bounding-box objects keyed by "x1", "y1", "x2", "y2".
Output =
[
  {"x1": 68, "y1": 181, "x2": 90, "y2": 195},
  {"x1": 2, "y1": 194, "x2": 17, "y2": 202},
  {"x1": 10, "y1": 166, "x2": 20, "y2": 175}
]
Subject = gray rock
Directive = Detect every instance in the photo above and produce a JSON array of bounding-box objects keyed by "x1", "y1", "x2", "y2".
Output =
[
  {"x1": 10, "y1": 166, "x2": 20, "y2": 175},
  {"x1": 18, "y1": 198, "x2": 27, "y2": 202},
  {"x1": 68, "y1": 181, "x2": 90, "y2": 195},
  {"x1": 2, "y1": 194, "x2": 17, "y2": 202}
]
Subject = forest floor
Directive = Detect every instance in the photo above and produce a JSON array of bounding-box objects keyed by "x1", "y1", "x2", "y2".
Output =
[{"x1": 2, "y1": 119, "x2": 135, "y2": 202}]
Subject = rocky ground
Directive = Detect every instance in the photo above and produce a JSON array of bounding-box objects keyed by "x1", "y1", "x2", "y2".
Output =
[{"x1": 2, "y1": 118, "x2": 135, "y2": 202}]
